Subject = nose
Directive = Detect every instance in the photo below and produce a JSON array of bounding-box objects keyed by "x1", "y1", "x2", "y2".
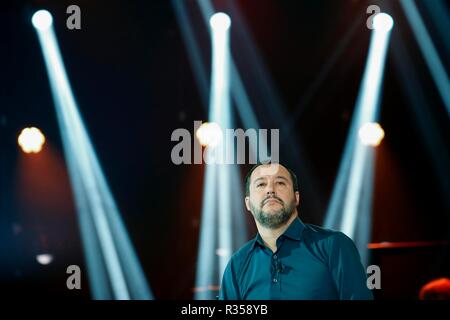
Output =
[{"x1": 266, "y1": 181, "x2": 275, "y2": 196}]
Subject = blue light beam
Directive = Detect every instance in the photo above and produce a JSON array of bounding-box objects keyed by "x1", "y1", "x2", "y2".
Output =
[
  {"x1": 400, "y1": 0, "x2": 450, "y2": 117},
  {"x1": 33, "y1": 10, "x2": 152, "y2": 300},
  {"x1": 325, "y1": 14, "x2": 393, "y2": 241}
]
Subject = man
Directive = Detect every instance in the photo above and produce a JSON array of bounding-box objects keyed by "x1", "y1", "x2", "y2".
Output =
[{"x1": 219, "y1": 162, "x2": 373, "y2": 300}]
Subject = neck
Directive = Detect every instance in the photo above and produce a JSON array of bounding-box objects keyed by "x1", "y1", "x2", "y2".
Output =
[{"x1": 256, "y1": 211, "x2": 298, "y2": 253}]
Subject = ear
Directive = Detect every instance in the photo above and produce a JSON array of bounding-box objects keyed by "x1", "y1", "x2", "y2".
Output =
[
  {"x1": 295, "y1": 191, "x2": 300, "y2": 206},
  {"x1": 245, "y1": 196, "x2": 251, "y2": 211}
]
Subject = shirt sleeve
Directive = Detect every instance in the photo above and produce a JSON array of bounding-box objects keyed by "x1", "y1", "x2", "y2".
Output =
[
  {"x1": 218, "y1": 257, "x2": 241, "y2": 300},
  {"x1": 327, "y1": 232, "x2": 374, "y2": 300}
]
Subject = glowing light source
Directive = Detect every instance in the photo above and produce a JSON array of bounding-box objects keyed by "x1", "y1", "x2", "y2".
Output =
[
  {"x1": 196, "y1": 122, "x2": 223, "y2": 147},
  {"x1": 32, "y1": 10, "x2": 53, "y2": 31},
  {"x1": 373, "y1": 13, "x2": 394, "y2": 32},
  {"x1": 36, "y1": 254, "x2": 53, "y2": 265},
  {"x1": 18, "y1": 127, "x2": 46, "y2": 154},
  {"x1": 209, "y1": 12, "x2": 231, "y2": 31},
  {"x1": 359, "y1": 122, "x2": 385, "y2": 146}
]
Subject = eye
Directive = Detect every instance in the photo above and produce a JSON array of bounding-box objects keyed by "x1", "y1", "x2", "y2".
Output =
[
  {"x1": 276, "y1": 181, "x2": 286, "y2": 186},
  {"x1": 256, "y1": 182, "x2": 266, "y2": 188}
]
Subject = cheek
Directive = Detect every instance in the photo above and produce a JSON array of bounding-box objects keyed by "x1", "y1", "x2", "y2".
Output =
[
  {"x1": 279, "y1": 190, "x2": 295, "y2": 202},
  {"x1": 250, "y1": 195, "x2": 263, "y2": 206}
]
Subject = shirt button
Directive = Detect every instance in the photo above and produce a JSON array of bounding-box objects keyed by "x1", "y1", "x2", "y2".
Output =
[
  {"x1": 273, "y1": 254, "x2": 278, "y2": 259},
  {"x1": 273, "y1": 278, "x2": 278, "y2": 283}
]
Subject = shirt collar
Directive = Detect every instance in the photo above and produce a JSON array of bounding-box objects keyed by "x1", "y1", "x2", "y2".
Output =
[{"x1": 251, "y1": 216, "x2": 305, "y2": 250}]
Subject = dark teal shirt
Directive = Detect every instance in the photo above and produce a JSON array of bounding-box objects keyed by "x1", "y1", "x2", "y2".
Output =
[{"x1": 219, "y1": 217, "x2": 373, "y2": 300}]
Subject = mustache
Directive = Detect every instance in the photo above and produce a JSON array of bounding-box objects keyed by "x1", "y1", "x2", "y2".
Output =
[{"x1": 262, "y1": 196, "x2": 284, "y2": 206}]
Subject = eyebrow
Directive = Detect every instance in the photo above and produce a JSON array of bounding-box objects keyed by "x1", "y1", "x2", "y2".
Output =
[
  {"x1": 253, "y1": 176, "x2": 290, "y2": 184},
  {"x1": 276, "y1": 176, "x2": 290, "y2": 182}
]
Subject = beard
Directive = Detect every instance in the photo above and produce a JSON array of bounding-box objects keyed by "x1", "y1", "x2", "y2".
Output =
[{"x1": 250, "y1": 195, "x2": 296, "y2": 229}]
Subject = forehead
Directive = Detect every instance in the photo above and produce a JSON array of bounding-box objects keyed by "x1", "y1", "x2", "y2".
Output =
[{"x1": 251, "y1": 164, "x2": 291, "y2": 182}]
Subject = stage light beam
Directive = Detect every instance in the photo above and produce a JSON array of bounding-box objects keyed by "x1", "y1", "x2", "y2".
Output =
[
  {"x1": 195, "y1": 11, "x2": 235, "y2": 300},
  {"x1": 32, "y1": 10, "x2": 152, "y2": 300},
  {"x1": 400, "y1": 0, "x2": 450, "y2": 117},
  {"x1": 325, "y1": 14, "x2": 393, "y2": 264}
]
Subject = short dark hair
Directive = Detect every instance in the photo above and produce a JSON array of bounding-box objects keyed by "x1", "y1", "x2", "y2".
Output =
[{"x1": 245, "y1": 162, "x2": 299, "y2": 196}]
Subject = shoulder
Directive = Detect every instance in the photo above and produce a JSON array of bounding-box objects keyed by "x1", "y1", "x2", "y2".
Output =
[
  {"x1": 302, "y1": 224, "x2": 357, "y2": 254},
  {"x1": 303, "y1": 223, "x2": 345, "y2": 242}
]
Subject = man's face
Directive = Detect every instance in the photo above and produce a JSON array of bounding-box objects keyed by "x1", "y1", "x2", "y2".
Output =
[{"x1": 245, "y1": 164, "x2": 300, "y2": 229}]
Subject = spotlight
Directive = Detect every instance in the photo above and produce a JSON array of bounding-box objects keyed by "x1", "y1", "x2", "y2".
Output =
[
  {"x1": 32, "y1": 10, "x2": 53, "y2": 31},
  {"x1": 373, "y1": 13, "x2": 394, "y2": 32},
  {"x1": 196, "y1": 122, "x2": 223, "y2": 147},
  {"x1": 18, "y1": 127, "x2": 46, "y2": 154},
  {"x1": 210, "y1": 12, "x2": 231, "y2": 31},
  {"x1": 358, "y1": 122, "x2": 385, "y2": 147},
  {"x1": 36, "y1": 254, "x2": 53, "y2": 265}
]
